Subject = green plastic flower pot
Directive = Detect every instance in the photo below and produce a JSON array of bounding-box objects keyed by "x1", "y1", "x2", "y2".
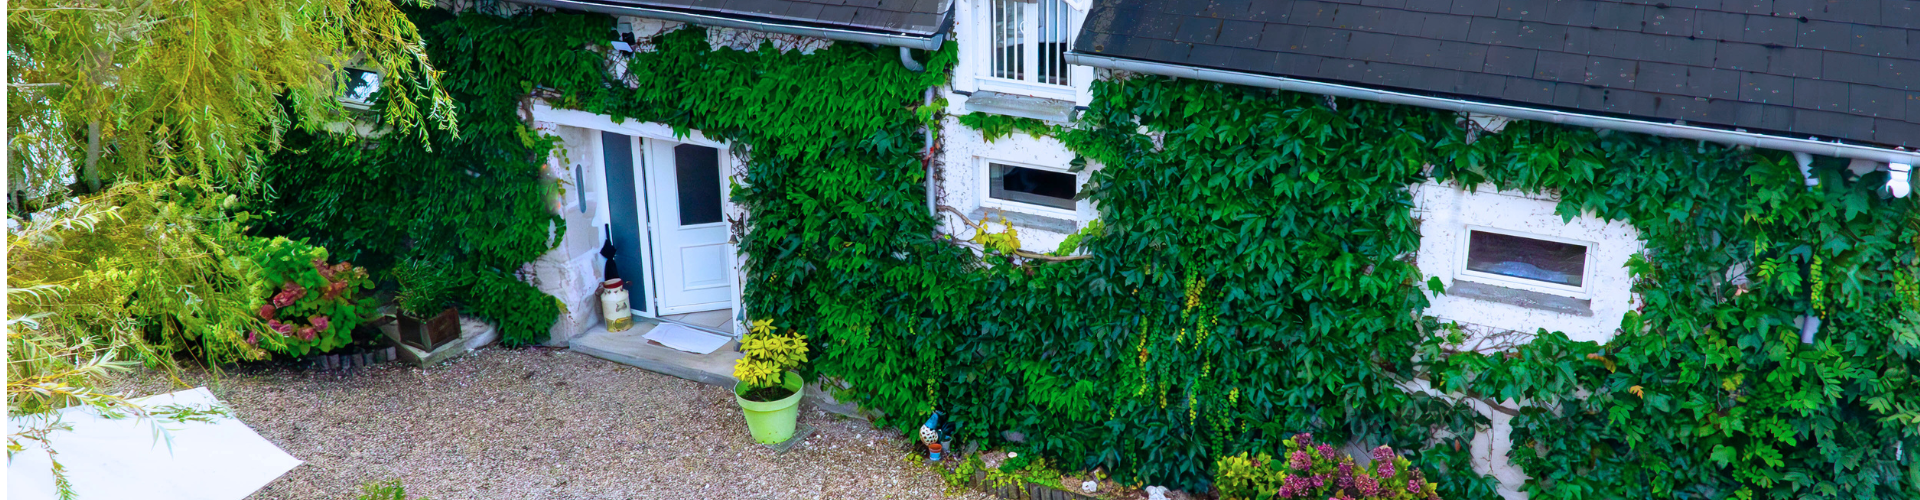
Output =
[{"x1": 734, "y1": 371, "x2": 804, "y2": 444}]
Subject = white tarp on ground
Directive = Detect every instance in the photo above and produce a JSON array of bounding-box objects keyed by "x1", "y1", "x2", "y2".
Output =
[
  {"x1": 7, "y1": 387, "x2": 302, "y2": 500},
  {"x1": 643, "y1": 322, "x2": 731, "y2": 355}
]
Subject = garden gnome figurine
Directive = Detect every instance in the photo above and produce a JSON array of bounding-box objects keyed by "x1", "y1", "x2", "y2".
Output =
[{"x1": 921, "y1": 412, "x2": 942, "y2": 461}]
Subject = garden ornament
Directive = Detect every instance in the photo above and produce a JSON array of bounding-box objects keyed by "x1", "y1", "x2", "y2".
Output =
[{"x1": 920, "y1": 412, "x2": 942, "y2": 461}]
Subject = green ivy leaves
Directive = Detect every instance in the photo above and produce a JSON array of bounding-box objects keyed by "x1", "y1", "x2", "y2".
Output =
[{"x1": 266, "y1": 7, "x2": 1917, "y2": 499}]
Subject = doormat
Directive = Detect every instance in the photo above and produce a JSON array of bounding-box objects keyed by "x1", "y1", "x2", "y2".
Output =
[
  {"x1": 761, "y1": 423, "x2": 816, "y2": 454},
  {"x1": 642, "y1": 323, "x2": 729, "y2": 355}
]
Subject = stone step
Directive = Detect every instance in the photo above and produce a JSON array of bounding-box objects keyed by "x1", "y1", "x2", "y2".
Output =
[
  {"x1": 569, "y1": 322, "x2": 742, "y2": 387},
  {"x1": 568, "y1": 320, "x2": 872, "y2": 420}
]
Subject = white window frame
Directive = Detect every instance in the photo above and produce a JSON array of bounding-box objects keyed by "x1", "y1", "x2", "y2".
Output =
[
  {"x1": 1454, "y1": 225, "x2": 1595, "y2": 299},
  {"x1": 338, "y1": 67, "x2": 382, "y2": 110},
  {"x1": 978, "y1": 157, "x2": 1080, "y2": 219},
  {"x1": 968, "y1": 0, "x2": 1085, "y2": 102}
]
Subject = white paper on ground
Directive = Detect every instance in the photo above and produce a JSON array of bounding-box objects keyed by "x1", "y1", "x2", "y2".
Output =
[
  {"x1": 643, "y1": 322, "x2": 730, "y2": 354},
  {"x1": 7, "y1": 387, "x2": 302, "y2": 500}
]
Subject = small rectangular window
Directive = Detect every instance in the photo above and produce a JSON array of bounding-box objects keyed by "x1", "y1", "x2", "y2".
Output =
[
  {"x1": 989, "y1": 0, "x2": 1073, "y2": 87},
  {"x1": 573, "y1": 163, "x2": 588, "y2": 213},
  {"x1": 674, "y1": 144, "x2": 723, "y2": 226},
  {"x1": 1464, "y1": 230, "x2": 1587, "y2": 287},
  {"x1": 988, "y1": 163, "x2": 1076, "y2": 210},
  {"x1": 340, "y1": 68, "x2": 381, "y2": 104}
]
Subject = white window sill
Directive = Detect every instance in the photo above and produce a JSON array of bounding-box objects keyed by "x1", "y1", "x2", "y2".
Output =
[
  {"x1": 1447, "y1": 281, "x2": 1594, "y2": 317},
  {"x1": 966, "y1": 205, "x2": 1077, "y2": 235},
  {"x1": 962, "y1": 91, "x2": 1079, "y2": 123},
  {"x1": 977, "y1": 78, "x2": 1078, "y2": 102}
]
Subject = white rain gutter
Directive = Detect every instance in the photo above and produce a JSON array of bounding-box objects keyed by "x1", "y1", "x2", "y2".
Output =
[
  {"x1": 518, "y1": 0, "x2": 948, "y2": 50},
  {"x1": 1065, "y1": 51, "x2": 1920, "y2": 166}
]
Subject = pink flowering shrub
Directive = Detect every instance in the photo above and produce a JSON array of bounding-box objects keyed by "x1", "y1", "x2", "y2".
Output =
[
  {"x1": 246, "y1": 237, "x2": 375, "y2": 355},
  {"x1": 1215, "y1": 433, "x2": 1441, "y2": 500}
]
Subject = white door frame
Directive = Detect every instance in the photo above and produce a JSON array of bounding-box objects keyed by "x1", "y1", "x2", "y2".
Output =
[
  {"x1": 534, "y1": 102, "x2": 746, "y2": 335},
  {"x1": 642, "y1": 138, "x2": 734, "y2": 315}
]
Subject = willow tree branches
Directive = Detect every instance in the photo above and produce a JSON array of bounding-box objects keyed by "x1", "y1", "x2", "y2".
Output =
[{"x1": 5, "y1": 0, "x2": 457, "y2": 203}]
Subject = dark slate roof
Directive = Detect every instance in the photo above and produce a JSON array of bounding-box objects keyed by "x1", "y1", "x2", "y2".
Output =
[
  {"x1": 594, "y1": 0, "x2": 950, "y2": 36},
  {"x1": 1074, "y1": 0, "x2": 1920, "y2": 148}
]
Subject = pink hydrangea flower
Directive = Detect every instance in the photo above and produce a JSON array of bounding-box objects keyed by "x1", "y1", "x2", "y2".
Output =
[
  {"x1": 1290, "y1": 450, "x2": 1312, "y2": 470},
  {"x1": 1356, "y1": 474, "x2": 1379, "y2": 497},
  {"x1": 268, "y1": 320, "x2": 293, "y2": 334},
  {"x1": 258, "y1": 304, "x2": 276, "y2": 320},
  {"x1": 271, "y1": 282, "x2": 307, "y2": 307},
  {"x1": 308, "y1": 315, "x2": 330, "y2": 333}
]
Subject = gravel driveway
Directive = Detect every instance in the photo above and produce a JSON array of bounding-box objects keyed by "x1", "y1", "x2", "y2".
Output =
[{"x1": 120, "y1": 348, "x2": 989, "y2": 500}]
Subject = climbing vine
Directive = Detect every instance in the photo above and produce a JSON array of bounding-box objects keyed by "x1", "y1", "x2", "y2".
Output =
[{"x1": 269, "y1": 7, "x2": 1918, "y2": 499}]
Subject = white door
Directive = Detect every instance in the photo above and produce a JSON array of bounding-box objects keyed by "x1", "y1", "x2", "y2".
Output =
[{"x1": 645, "y1": 140, "x2": 734, "y2": 314}]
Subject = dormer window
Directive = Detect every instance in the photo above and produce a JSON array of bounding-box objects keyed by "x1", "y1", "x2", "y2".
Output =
[{"x1": 971, "y1": 0, "x2": 1082, "y2": 102}]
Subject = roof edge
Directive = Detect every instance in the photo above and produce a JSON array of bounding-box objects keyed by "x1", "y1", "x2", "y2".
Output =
[
  {"x1": 518, "y1": 0, "x2": 950, "y2": 50},
  {"x1": 1065, "y1": 51, "x2": 1920, "y2": 165}
]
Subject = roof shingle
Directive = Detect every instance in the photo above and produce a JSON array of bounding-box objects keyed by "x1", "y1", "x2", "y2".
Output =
[{"x1": 1076, "y1": 0, "x2": 1920, "y2": 148}]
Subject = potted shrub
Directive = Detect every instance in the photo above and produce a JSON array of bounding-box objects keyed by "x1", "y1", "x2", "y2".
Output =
[
  {"x1": 390, "y1": 257, "x2": 461, "y2": 351},
  {"x1": 731, "y1": 319, "x2": 809, "y2": 444}
]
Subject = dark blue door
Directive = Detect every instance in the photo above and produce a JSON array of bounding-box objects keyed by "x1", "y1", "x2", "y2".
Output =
[{"x1": 601, "y1": 131, "x2": 646, "y2": 313}]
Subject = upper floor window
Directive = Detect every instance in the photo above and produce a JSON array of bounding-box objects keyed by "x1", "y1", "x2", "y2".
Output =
[
  {"x1": 988, "y1": 0, "x2": 1074, "y2": 88},
  {"x1": 967, "y1": 0, "x2": 1082, "y2": 103}
]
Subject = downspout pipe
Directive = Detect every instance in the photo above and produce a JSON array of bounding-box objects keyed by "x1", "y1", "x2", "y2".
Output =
[
  {"x1": 1792, "y1": 151, "x2": 1819, "y2": 188},
  {"x1": 1889, "y1": 162, "x2": 1912, "y2": 198},
  {"x1": 1800, "y1": 315, "x2": 1822, "y2": 345},
  {"x1": 517, "y1": 0, "x2": 947, "y2": 50},
  {"x1": 899, "y1": 34, "x2": 943, "y2": 72},
  {"x1": 1065, "y1": 51, "x2": 1920, "y2": 166},
  {"x1": 922, "y1": 87, "x2": 939, "y2": 217}
]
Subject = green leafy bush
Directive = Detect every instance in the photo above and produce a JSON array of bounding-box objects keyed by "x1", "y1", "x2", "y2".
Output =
[
  {"x1": 354, "y1": 478, "x2": 425, "y2": 500},
  {"x1": 245, "y1": 237, "x2": 377, "y2": 355},
  {"x1": 257, "y1": 9, "x2": 592, "y2": 347},
  {"x1": 391, "y1": 256, "x2": 462, "y2": 318},
  {"x1": 465, "y1": 270, "x2": 557, "y2": 346}
]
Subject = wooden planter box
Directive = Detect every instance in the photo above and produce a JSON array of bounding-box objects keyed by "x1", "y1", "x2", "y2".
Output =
[
  {"x1": 397, "y1": 308, "x2": 460, "y2": 351},
  {"x1": 970, "y1": 470, "x2": 1097, "y2": 500}
]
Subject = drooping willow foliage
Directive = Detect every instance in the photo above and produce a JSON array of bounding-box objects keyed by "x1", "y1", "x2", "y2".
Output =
[
  {"x1": 8, "y1": 1, "x2": 459, "y2": 492},
  {"x1": 6, "y1": 0, "x2": 454, "y2": 199}
]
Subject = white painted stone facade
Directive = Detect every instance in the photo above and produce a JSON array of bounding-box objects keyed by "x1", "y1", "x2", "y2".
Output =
[
  {"x1": 1411, "y1": 180, "x2": 1643, "y2": 344},
  {"x1": 502, "y1": 7, "x2": 1653, "y2": 497},
  {"x1": 932, "y1": 108, "x2": 1099, "y2": 254},
  {"x1": 527, "y1": 123, "x2": 611, "y2": 347}
]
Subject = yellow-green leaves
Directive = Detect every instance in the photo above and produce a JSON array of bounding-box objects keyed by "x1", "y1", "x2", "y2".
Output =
[{"x1": 734, "y1": 320, "x2": 809, "y2": 390}]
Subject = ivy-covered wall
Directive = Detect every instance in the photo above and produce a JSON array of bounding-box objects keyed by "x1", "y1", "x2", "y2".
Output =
[{"x1": 272, "y1": 8, "x2": 1918, "y2": 499}]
